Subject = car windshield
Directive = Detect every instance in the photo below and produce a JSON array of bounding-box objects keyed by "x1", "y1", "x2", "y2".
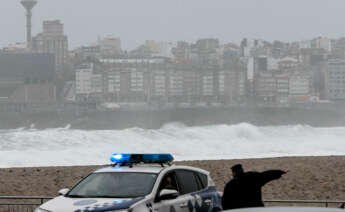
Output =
[{"x1": 67, "y1": 172, "x2": 157, "y2": 198}]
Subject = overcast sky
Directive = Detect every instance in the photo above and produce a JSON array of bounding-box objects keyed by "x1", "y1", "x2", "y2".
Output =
[{"x1": 1, "y1": 0, "x2": 345, "y2": 50}]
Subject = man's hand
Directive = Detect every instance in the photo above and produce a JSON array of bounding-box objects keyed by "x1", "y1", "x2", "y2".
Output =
[{"x1": 281, "y1": 170, "x2": 289, "y2": 175}]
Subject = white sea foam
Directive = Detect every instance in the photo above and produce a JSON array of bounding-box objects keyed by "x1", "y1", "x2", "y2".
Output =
[{"x1": 0, "y1": 123, "x2": 344, "y2": 168}]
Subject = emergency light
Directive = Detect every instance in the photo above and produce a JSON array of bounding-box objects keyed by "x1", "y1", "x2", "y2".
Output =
[{"x1": 110, "y1": 153, "x2": 174, "y2": 164}]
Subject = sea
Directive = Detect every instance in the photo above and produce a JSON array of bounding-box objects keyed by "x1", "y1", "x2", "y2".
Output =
[{"x1": 0, "y1": 123, "x2": 344, "y2": 168}]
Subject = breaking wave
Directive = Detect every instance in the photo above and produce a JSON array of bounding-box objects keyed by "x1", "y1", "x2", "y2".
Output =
[{"x1": 0, "y1": 123, "x2": 344, "y2": 167}]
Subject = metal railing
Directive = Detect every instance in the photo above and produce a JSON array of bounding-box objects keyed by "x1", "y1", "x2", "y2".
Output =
[
  {"x1": 0, "y1": 196, "x2": 343, "y2": 212},
  {"x1": 264, "y1": 200, "x2": 345, "y2": 208},
  {"x1": 0, "y1": 196, "x2": 53, "y2": 212}
]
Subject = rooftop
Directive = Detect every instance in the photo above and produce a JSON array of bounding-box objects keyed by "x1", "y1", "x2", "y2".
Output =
[{"x1": 94, "y1": 164, "x2": 166, "y2": 174}]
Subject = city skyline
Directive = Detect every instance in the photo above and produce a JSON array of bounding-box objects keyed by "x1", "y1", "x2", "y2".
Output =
[{"x1": 1, "y1": 0, "x2": 345, "y2": 50}]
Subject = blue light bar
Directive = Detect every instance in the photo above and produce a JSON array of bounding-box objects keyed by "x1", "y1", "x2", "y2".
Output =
[
  {"x1": 110, "y1": 154, "x2": 131, "y2": 163},
  {"x1": 110, "y1": 153, "x2": 174, "y2": 164}
]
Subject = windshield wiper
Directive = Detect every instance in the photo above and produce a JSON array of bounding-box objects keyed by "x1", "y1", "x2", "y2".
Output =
[
  {"x1": 66, "y1": 194, "x2": 90, "y2": 198},
  {"x1": 66, "y1": 194, "x2": 139, "y2": 198},
  {"x1": 88, "y1": 195, "x2": 125, "y2": 198},
  {"x1": 87, "y1": 195, "x2": 137, "y2": 198}
]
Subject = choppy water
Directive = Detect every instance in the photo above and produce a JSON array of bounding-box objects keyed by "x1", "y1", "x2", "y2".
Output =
[{"x1": 0, "y1": 123, "x2": 344, "y2": 168}]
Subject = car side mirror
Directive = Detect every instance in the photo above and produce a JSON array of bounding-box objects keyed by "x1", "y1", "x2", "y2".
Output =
[
  {"x1": 159, "y1": 189, "x2": 179, "y2": 201},
  {"x1": 58, "y1": 188, "x2": 70, "y2": 196}
]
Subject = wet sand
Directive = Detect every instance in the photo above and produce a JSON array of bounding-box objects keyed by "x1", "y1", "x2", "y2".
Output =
[{"x1": 0, "y1": 156, "x2": 344, "y2": 202}]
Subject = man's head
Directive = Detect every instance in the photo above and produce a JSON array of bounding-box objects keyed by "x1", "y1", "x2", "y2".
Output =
[
  {"x1": 165, "y1": 176, "x2": 172, "y2": 184},
  {"x1": 231, "y1": 164, "x2": 244, "y2": 178}
]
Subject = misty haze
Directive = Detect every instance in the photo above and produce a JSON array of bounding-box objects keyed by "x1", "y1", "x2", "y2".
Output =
[
  {"x1": 0, "y1": 1, "x2": 345, "y2": 211},
  {"x1": 0, "y1": 0, "x2": 344, "y2": 163}
]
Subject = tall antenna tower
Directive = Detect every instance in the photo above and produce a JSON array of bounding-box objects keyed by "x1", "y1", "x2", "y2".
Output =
[{"x1": 21, "y1": 0, "x2": 37, "y2": 46}]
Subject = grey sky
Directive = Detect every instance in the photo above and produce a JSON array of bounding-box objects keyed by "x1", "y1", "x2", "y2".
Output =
[{"x1": 1, "y1": 0, "x2": 345, "y2": 50}]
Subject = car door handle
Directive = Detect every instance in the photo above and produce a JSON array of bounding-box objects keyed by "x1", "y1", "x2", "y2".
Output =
[
  {"x1": 179, "y1": 202, "x2": 188, "y2": 208},
  {"x1": 204, "y1": 199, "x2": 212, "y2": 205}
]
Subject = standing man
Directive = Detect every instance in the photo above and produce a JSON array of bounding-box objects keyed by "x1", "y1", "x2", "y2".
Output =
[{"x1": 222, "y1": 164, "x2": 287, "y2": 210}]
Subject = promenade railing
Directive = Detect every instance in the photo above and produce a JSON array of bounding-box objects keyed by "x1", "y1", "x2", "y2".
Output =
[
  {"x1": 0, "y1": 196, "x2": 52, "y2": 212},
  {"x1": 0, "y1": 196, "x2": 343, "y2": 212},
  {"x1": 264, "y1": 200, "x2": 345, "y2": 208}
]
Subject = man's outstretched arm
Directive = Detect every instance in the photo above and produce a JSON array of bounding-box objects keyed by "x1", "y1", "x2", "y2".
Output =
[{"x1": 260, "y1": 170, "x2": 287, "y2": 186}]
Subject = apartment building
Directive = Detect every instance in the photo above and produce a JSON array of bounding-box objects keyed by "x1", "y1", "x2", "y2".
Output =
[
  {"x1": 151, "y1": 69, "x2": 167, "y2": 100},
  {"x1": 276, "y1": 74, "x2": 289, "y2": 104},
  {"x1": 254, "y1": 72, "x2": 276, "y2": 102},
  {"x1": 32, "y1": 20, "x2": 68, "y2": 75},
  {"x1": 289, "y1": 74, "x2": 310, "y2": 103},
  {"x1": 74, "y1": 57, "x2": 247, "y2": 106},
  {"x1": 326, "y1": 59, "x2": 345, "y2": 100},
  {"x1": 75, "y1": 63, "x2": 104, "y2": 102}
]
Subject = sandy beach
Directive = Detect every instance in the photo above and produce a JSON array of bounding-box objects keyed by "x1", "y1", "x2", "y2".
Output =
[{"x1": 0, "y1": 156, "x2": 344, "y2": 203}]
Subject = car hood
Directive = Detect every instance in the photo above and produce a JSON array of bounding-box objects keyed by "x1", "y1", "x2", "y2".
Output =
[{"x1": 39, "y1": 196, "x2": 144, "y2": 212}]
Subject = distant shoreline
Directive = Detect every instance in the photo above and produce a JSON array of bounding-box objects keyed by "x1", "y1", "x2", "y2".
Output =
[{"x1": 1, "y1": 105, "x2": 345, "y2": 129}]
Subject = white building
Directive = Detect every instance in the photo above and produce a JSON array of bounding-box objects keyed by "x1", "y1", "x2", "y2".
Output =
[
  {"x1": 2, "y1": 42, "x2": 28, "y2": 53},
  {"x1": 289, "y1": 74, "x2": 310, "y2": 97},
  {"x1": 152, "y1": 70, "x2": 166, "y2": 97},
  {"x1": 76, "y1": 64, "x2": 93, "y2": 95},
  {"x1": 238, "y1": 71, "x2": 246, "y2": 97},
  {"x1": 247, "y1": 57, "x2": 254, "y2": 81},
  {"x1": 314, "y1": 37, "x2": 331, "y2": 52},
  {"x1": 107, "y1": 71, "x2": 121, "y2": 94},
  {"x1": 130, "y1": 69, "x2": 144, "y2": 92},
  {"x1": 100, "y1": 36, "x2": 122, "y2": 56},
  {"x1": 100, "y1": 58, "x2": 165, "y2": 64},
  {"x1": 92, "y1": 74, "x2": 103, "y2": 93},
  {"x1": 202, "y1": 72, "x2": 214, "y2": 96},
  {"x1": 326, "y1": 59, "x2": 345, "y2": 100},
  {"x1": 276, "y1": 74, "x2": 289, "y2": 103},
  {"x1": 242, "y1": 39, "x2": 265, "y2": 57},
  {"x1": 152, "y1": 42, "x2": 175, "y2": 58},
  {"x1": 32, "y1": 20, "x2": 68, "y2": 74},
  {"x1": 169, "y1": 70, "x2": 183, "y2": 96},
  {"x1": 75, "y1": 63, "x2": 103, "y2": 98},
  {"x1": 299, "y1": 40, "x2": 312, "y2": 49},
  {"x1": 218, "y1": 71, "x2": 225, "y2": 96}
]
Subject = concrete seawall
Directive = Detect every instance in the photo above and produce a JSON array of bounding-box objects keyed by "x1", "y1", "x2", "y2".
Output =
[{"x1": 1, "y1": 106, "x2": 344, "y2": 129}]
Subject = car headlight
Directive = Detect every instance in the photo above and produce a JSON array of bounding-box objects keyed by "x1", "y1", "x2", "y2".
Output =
[{"x1": 34, "y1": 207, "x2": 51, "y2": 212}]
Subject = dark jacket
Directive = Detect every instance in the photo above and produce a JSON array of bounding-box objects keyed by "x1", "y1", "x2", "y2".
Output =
[{"x1": 222, "y1": 170, "x2": 285, "y2": 210}]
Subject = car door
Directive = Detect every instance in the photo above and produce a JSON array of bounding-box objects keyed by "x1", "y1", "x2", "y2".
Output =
[
  {"x1": 153, "y1": 171, "x2": 191, "y2": 212},
  {"x1": 192, "y1": 172, "x2": 219, "y2": 212},
  {"x1": 175, "y1": 169, "x2": 220, "y2": 212},
  {"x1": 174, "y1": 169, "x2": 203, "y2": 212}
]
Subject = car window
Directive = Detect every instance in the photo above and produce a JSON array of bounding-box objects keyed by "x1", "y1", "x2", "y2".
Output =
[
  {"x1": 175, "y1": 169, "x2": 199, "y2": 195},
  {"x1": 197, "y1": 172, "x2": 208, "y2": 189},
  {"x1": 67, "y1": 172, "x2": 157, "y2": 198},
  {"x1": 158, "y1": 171, "x2": 179, "y2": 193}
]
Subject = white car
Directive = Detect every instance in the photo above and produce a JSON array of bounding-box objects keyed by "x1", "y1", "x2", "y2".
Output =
[{"x1": 34, "y1": 154, "x2": 222, "y2": 212}]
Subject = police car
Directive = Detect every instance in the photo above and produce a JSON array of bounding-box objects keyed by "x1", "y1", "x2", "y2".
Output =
[{"x1": 34, "y1": 153, "x2": 222, "y2": 212}]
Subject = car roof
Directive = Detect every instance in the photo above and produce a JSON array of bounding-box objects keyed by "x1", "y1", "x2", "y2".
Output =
[
  {"x1": 93, "y1": 164, "x2": 209, "y2": 175},
  {"x1": 224, "y1": 207, "x2": 344, "y2": 212},
  {"x1": 94, "y1": 164, "x2": 165, "y2": 174},
  {"x1": 169, "y1": 165, "x2": 210, "y2": 175}
]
